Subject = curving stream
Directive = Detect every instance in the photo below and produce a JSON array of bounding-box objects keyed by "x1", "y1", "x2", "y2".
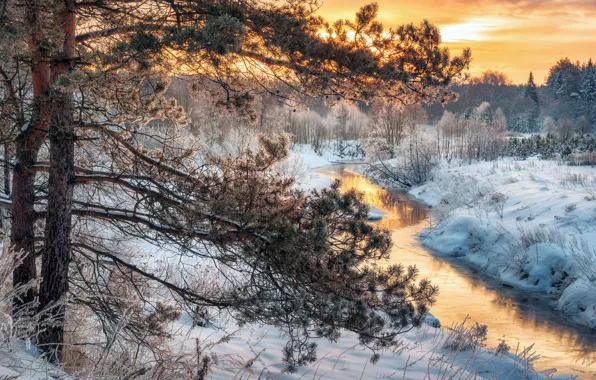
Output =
[{"x1": 318, "y1": 166, "x2": 596, "y2": 379}]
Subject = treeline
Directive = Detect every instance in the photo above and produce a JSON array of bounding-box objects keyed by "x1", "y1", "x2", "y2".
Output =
[
  {"x1": 286, "y1": 103, "x2": 368, "y2": 157},
  {"x1": 508, "y1": 134, "x2": 596, "y2": 159},
  {"x1": 426, "y1": 58, "x2": 596, "y2": 133}
]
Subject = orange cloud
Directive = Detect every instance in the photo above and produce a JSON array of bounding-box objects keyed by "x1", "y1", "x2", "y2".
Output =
[{"x1": 316, "y1": 0, "x2": 596, "y2": 84}]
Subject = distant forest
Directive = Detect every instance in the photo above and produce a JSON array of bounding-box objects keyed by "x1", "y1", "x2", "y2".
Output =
[{"x1": 426, "y1": 58, "x2": 596, "y2": 133}]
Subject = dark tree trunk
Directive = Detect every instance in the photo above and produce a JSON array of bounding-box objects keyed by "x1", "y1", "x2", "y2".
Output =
[
  {"x1": 11, "y1": 141, "x2": 41, "y2": 307},
  {"x1": 37, "y1": 0, "x2": 76, "y2": 361},
  {"x1": 3, "y1": 144, "x2": 9, "y2": 197},
  {"x1": 11, "y1": 0, "x2": 51, "y2": 310},
  {"x1": 37, "y1": 91, "x2": 75, "y2": 361},
  {"x1": 0, "y1": 96, "x2": 9, "y2": 230}
]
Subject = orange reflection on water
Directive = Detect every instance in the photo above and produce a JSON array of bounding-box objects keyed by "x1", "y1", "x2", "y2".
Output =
[{"x1": 317, "y1": 169, "x2": 428, "y2": 230}]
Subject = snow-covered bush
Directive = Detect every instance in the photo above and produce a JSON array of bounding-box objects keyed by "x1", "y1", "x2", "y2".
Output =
[
  {"x1": 368, "y1": 101, "x2": 427, "y2": 158},
  {"x1": 364, "y1": 125, "x2": 438, "y2": 188},
  {"x1": 423, "y1": 168, "x2": 492, "y2": 223},
  {"x1": 489, "y1": 192, "x2": 508, "y2": 219},
  {"x1": 568, "y1": 237, "x2": 596, "y2": 284},
  {"x1": 331, "y1": 140, "x2": 365, "y2": 159},
  {"x1": 564, "y1": 152, "x2": 596, "y2": 166},
  {"x1": 275, "y1": 154, "x2": 310, "y2": 184}
]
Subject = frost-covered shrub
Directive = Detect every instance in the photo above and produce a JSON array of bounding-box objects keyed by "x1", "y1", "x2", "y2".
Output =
[
  {"x1": 331, "y1": 140, "x2": 365, "y2": 159},
  {"x1": 426, "y1": 170, "x2": 492, "y2": 223},
  {"x1": 275, "y1": 154, "x2": 310, "y2": 184},
  {"x1": 500, "y1": 225, "x2": 568, "y2": 271},
  {"x1": 488, "y1": 192, "x2": 508, "y2": 219},
  {"x1": 585, "y1": 187, "x2": 596, "y2": 201},
  {"x1": 564, "y1": 152, "x2": 596, "y2": 166},
  {"x1": 517, "y1": 225, "x2": 567, "y2": 249},
  {"x1": 436, "y1": 104, "x2": 508, "y2": 163},
  {"x1": 365, "y1": 126, "x2": 438, "y2": 188},
  {"x1": 443, "y1": 320, "x2": 488, "y2": 353},
  {"x1": 495, "y1": 340, "x2": 510, "y2": 355},
  {"x1": 560, "y1": 172, "x2": 592, "y2": 187}
]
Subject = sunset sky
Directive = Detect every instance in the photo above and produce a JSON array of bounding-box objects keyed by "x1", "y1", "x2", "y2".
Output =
[{"x1": 317, "y1": 0, "x2": 596, "y2": 84}]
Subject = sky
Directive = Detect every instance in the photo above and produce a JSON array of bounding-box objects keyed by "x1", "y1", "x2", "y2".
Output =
[{"x1": 316, "y1": 0, "x2": 596, "y2": 84}]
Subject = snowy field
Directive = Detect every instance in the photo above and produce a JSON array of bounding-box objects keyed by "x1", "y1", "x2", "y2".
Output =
[{"x1": 408, "y1": 158, "x2": 596, "y2": 331}]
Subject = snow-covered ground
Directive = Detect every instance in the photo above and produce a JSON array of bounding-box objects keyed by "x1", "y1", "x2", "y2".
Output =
[
  {"x1": 0, "y1": 341, "x2": 70, "y2": 379},
  {"x1": 408, "y1": 158, "x2": 596, "y2": 330},
  {"x1": 171, "y1": 312, "x2": 570, "y2": 379},
  {"x1": 0, "y1": 149, "x2": 583, "y2": 379}
]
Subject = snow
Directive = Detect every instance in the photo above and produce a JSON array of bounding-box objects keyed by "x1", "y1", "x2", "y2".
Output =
[
  {"x1": 367, "y1": 212, "x2": 384, "y2": 221},
  {"x1": 170, "y1": 313, "x2": 563, "y2": 380},
  {"x1": 408, "y1": 158, "x2": 596, "y2": 330},
  {"x1": 0, "y1": 341, "x2": 70, "y2": 379}
]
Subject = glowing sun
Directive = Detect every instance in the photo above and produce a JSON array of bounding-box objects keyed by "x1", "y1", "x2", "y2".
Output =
[{"x1": 440, "y1": 18, "x2": 499, "y2": 42}]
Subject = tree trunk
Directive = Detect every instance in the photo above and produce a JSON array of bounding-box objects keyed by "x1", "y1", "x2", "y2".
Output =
[
  {"x1": 37, "y1": 0, "x2": 76, "y2": 361},
  {"x1": 11, "y1": 0, "x2": 52, "y2": 310},
  {"x1": 0, "y1": 92, "x2": 9, "y2": 230},
  {"x1": 11, "y1": 143, "x2": 41, "y2": 307},
  {"x1": 3, "y1": 144, "x2": 9, "y2": 197}
]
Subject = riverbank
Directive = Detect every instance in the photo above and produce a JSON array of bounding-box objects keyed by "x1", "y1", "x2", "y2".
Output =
[{"x1": 405, "y1": 158, "x2": 596, "y2": 332}]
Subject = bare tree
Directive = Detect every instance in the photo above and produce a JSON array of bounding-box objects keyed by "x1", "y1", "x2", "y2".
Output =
[
  {"x1": 369, "y1": 100, "x2": 408, "y2": 157},
  {"x1": 557, "y1": 119, "x2": 576, "y2": 141},
  {"x1": 436, "y1": 103, "x2": 507, "y2": 163}
]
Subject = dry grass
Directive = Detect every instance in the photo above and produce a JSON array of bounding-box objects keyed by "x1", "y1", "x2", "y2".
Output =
[
  {"x1": 563, "y1": 152, "x2": 596, "y2": 167},
  {"x1": 443, "y1": 318, "x2": 487, "y2": 353}
]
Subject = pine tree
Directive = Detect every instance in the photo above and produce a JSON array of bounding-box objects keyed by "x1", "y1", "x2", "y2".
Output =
[
  {"x1": 522, "y1": 72, "x2": 541, "y2": 131},
  {"x1": 482, "y1": 104, "x2": 493, "y2": 123},
  {"x1": 524, "y1": 72, "x2": 539, "y2": 104},
  {"x1": 4, "y1": 0, "x2": 470, "y2": 365},
  {"x1": 581, "y1": 59, "x2": 596, "y2": 125},
  {"x1": 463, "y1": 107, "x2": 474, "y2": 120},
  {"x1": 582, "y1": 59, "x2": 596, "y2": 102},
  {"x1": 547, "y1": 58, "x2": 582, "y2": 99}
]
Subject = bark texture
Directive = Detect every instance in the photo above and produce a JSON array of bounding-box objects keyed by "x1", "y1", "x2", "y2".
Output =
[
  {"x1": 37, "y1": 0, "x2": 76, "y2": 361},
  {"x1": 11, "y1": 1, "x2": 51, "y2": 310}
]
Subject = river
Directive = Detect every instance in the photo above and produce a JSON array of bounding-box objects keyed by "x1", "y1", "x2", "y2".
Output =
[{"x1": 317, "y1": 166, "x2": 596, "y2": 379}]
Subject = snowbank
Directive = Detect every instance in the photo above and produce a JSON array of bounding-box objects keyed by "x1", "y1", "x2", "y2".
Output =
[
  {"x1": 171, "y1": 313, "x2": 564, "y2": 380},
  {"x1": 0, "y1": 341, "x2": 70, "y2": 379},
  {"x1": 409, "y1": 158, "x2": 596, "y2": 330}
]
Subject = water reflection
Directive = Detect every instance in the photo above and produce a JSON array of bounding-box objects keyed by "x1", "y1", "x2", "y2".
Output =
[
  {"x1": 319, "y1": 166, "x2": 596, "y2": 379},
  {"x1": 317, "y1": 168, "x2": 428, "y2": 230}
]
